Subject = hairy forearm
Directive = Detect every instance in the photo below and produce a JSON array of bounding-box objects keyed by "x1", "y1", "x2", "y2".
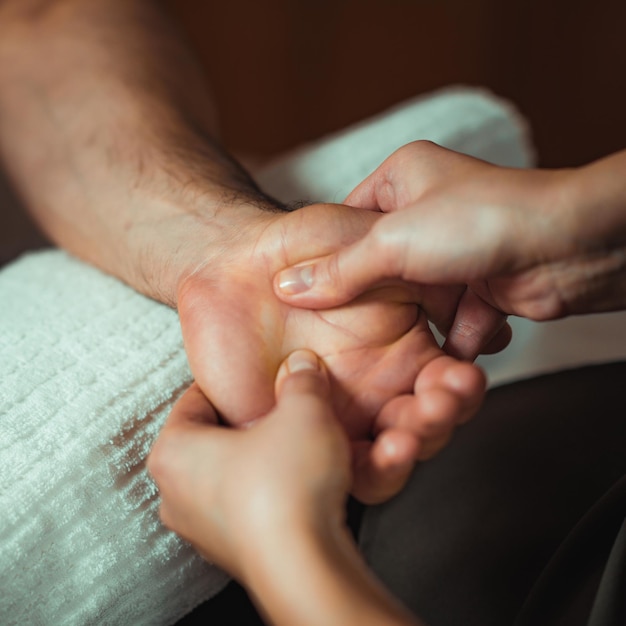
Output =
[
  {"x1": 242, "y1": 523, "x2": 422, "y2": 626},
  {"x1": 0, "y1": 0, "x2": 280, "y2": 304}
]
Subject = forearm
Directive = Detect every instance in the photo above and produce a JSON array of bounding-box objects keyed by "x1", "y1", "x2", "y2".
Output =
[
  {"x1": 242, "y1": 523, "x2": 422, "y2": 626},
  {"x1": 0, "y1": 0, "x2": 280, "y2": 305},
  {"x1": 571, "y1": 150, "x2": 626, "y2": 248},
  {"x1": 542, "y1": 149, "x2": 626, "y2": 313}
]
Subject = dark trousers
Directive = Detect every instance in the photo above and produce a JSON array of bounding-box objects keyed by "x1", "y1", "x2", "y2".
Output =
[{"x1": 179, "y1": 361, "x2": 626, "y2": 626}]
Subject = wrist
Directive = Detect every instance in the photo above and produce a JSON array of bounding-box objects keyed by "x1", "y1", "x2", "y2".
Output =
[
  {"x1": 132, "y1": 181, "x2": 283, "y2": 307},
  {"x1": 502, "y1": 167, "x2": 579, "y2": 267},
  {"x1": 240, "y1": 517, "x2": 419, "y2": 626},
  {"x1": 1, "y1": 34, "x2": 285, "y2": 307},
  {"x1": 568, "y1": 151, "x2": 626, "y2": 252},
  {"x1": 240, "y1": 520, "x2": 348, "y2": 624}
]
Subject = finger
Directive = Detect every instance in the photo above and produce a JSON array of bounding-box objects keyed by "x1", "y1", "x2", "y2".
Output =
[
  {"x1": 344, "y1": 169, "x2": 385, "y2": 211},
  {"x1": 274, "y1": 349, "x2": 329, "y2": 397},
  {"x1": 350, "y1": 430, "x2": 419, "y2": 504},
  {"x1": 147, "y1": 385, "x2": 225, "y2": 501},
  {"x1": 273, "y1": 350, "x2": 338, "y2": 427},
  {"x1": 370, "y1": 395, "x2": 456, "y2": 468},
  {"x1": 274, "y1": 228, "x2": 404, "y2": 309},
  {"x1": 418, "y1": 431, "x2": 456, "y2": 460},
  {"x1": 443, "y1": 289, "x2": 510, "y2": 361},
  {"x1": 412, "y1": 355, "x2": 487, "y2": 403},
  {"x1": 376, "y1": 391, "x2": 459, "y2": 441},
  {"x1": 160, "y1": 382, "x2": 220, "y2": 431},
  {"x1": 373, "y1": 357, "x2": 485, "y2": 454},
  {"x1": 480, "y1": 322, "x2": 513, "y2": 355},
  {"x1": 273, "y1": 350, "x2": 352, "y2": 490},
  {"x1": 345, "y1": 141, "x2": 453, "y2": 213}
]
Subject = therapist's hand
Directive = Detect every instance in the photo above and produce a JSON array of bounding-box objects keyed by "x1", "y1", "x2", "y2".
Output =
[
  {"x1": 148, "y1": 350, "x2": 423, "y2": 626},
  {"x1": 274, "y1": 141, "x2": 626, "y2": 359},
  {"x1": 147, "y1": 350, "x2": 351, "y2": 581}
]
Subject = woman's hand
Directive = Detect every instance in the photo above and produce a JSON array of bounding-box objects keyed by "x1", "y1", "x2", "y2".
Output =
[
  {"x1": 148, "y1": 350, "x2": 422, "y2": 626},
  {"x1": 147, "y1": 349, "x2": 351, "y2": 580},
  {"x1": 274, "y1": 141, "x2": 626, "y2": 360}
]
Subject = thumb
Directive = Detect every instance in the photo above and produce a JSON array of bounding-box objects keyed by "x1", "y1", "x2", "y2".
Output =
[
  {"x1": 273, "y1": 231, "x2": 402, "y2": 309},
  {"x1": 273, "y1": 350, "x2": 349, "y2": 465},
  {"x1": 274, "y1": 349, "x2": 332, "y2": 409}
]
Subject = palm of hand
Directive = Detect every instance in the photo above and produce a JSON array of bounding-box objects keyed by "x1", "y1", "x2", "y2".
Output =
[{"x1": 178, "y1": 203, "x2": 444, "y2": 441}]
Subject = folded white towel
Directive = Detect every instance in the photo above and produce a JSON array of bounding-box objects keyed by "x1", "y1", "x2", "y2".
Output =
[{"x1": 0, "y1": 86, "x2": 558, "y2": 626}]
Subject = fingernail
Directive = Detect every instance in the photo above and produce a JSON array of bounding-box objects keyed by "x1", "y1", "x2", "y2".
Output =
[
  {"x1": 277, "y1": 265, "x2": 314, "y2": 294},
  {"x1": 286, "y1": 349, "x2": 320, "y2": 373}
]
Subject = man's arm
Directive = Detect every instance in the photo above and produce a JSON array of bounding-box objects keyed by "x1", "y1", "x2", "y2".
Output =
[
  {"x1": 0, "y1": 0, "x2": 280, "y2": 305},
  {"x1": 0, "y1": 2, "x2": 486, "y2": 503}
]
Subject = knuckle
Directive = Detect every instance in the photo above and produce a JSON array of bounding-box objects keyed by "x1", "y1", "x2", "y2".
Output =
[
  {"x1": 157, "y1": 503, "x2": 176, "y2": 532},
  {"x1": 409, "y1": 139, "x2": 438, "y2": 153},
  {"x1": 146, "y1": 435, "x2": 175, "y2": 484},
  {"x1": 145, "y1": 446, "x2": 161, "y2": 480},
  {"x1": 400, "y1": 140, "x2": 440, "y2": 164},
  {"x1": 326, "y1": 252, "x2": 347, "y2": 295},
  {"x1": 312, "y1": 251, "x2": 352, "y2": 302},
  {"x1": 369, "y1": 219, "x2": 405, "y2": 277}
]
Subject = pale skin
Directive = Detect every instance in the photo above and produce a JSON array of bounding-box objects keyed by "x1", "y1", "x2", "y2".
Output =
[
  {"x1": 148, "y1": 349, "x2": 425, "y2": 626},
  {"x1": 275, "y1": 140, "x2": 626, "y2": 358},
  {"x1": 0, "y1": 1, "x2": 485, "y2": 503}
]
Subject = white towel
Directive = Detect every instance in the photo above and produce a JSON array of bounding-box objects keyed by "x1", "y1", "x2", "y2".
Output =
[
  {"x1": 0, "y1": 255, "x2": 221, "y2": 625},
  {"x1": 3, "y1": 86, "x2": 602, "y2": 626}
]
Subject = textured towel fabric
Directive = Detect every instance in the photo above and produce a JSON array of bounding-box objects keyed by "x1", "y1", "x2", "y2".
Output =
[
  {"x1": 0, "y1": 86, "x2": 540, "y2": 626},
  {"x1": 0, "y1": 255, "x2": 223, "y2": 625}
]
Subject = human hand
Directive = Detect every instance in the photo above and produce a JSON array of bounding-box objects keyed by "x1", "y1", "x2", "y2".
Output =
[
  {"x1": 274, "y1": 141, "x2": 626, "y2": 359},
  {"x1": 147, "y1": 350, "x2": 351, "y2": 580},
  {"x1": 177, "y1": 202, "x2": 485, "y2": 503},
  {"x1": 148, "y1": 351, "x2": 422, "y2": 626}
]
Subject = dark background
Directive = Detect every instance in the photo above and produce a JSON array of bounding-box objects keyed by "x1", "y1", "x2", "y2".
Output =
[
  {"x1": 3, "y1": 0, "x2": 626, "y2": 262},
  {"x1": 165, "y1": 0, "x2": 626, "y2": 167}
]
